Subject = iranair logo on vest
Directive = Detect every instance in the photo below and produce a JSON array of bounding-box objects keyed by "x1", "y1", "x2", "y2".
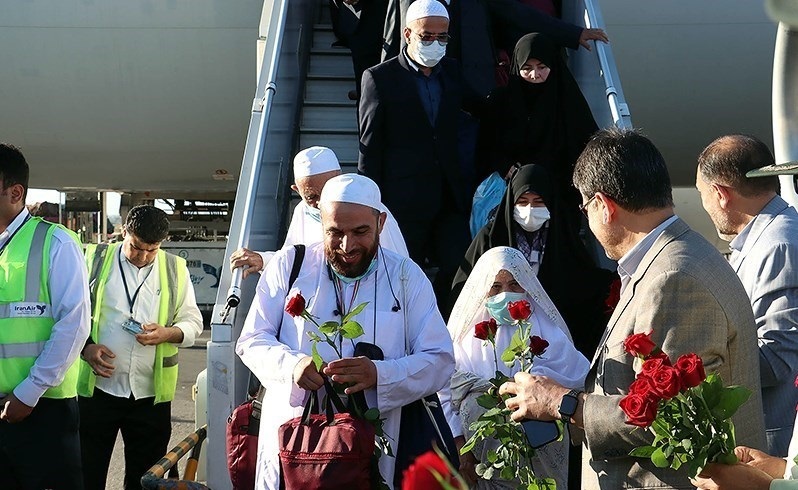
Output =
[{"x1": 10, "y1": 302, "x2": 50, "y2": 318}]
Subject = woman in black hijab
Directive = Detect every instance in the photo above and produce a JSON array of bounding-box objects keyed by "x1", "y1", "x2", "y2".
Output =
[
  {"x1": 476, "y1": 32, "x2": 598, "y2": 234},
  {"x1": 450, "y1": 164, "x2": 613, "y2": 360}
]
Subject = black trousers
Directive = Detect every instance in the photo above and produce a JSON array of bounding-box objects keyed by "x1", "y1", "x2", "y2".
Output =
[
  {"x1": 79, "y1": 389, "x2": 171, "y2": 490},
  {"x1": 0, "y1": 397, "x2": 83, "y2": 490}
]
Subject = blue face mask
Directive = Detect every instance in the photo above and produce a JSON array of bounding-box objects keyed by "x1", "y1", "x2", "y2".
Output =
[
  {"x1": 305, "y1": 204, "x2": 321, "y2": 223},
  {"x1": 485, "y1": 291, "x2": 527, "y2": 324},
  {"x1": 330, "y1": 255, "x2": 378, "y2": 284}
]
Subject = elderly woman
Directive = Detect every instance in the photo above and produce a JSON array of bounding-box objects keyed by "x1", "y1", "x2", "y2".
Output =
[{"x1": 441, "y1": 246, "x2": 589, "y2": 488}]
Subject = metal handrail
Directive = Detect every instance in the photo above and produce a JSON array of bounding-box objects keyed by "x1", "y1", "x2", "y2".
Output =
[{"x1": 580, "y1": 0, "x2": 632, "y2": 129}]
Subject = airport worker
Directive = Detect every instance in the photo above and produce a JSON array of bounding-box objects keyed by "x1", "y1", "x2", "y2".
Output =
[
  {"x1": 78, "y1": 204, "x2": 204, "y2": 490},
  {"x1": 696, "y1": 134, "x2": 798, "y2": 457},
  {"x1": 498, "y1": 128, "x2": 767, "y2": 489},
  {"x1": 230, "y1": 146, "x2": 408, "y2": 277},
  {"x1": 0, "y1": 143, "x2": 91, "y2": 490},
  {"x1": 236, "y1": 173, "x2": 455, "y2": 489}
]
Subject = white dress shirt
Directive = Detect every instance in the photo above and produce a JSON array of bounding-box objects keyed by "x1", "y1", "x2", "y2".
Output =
[
  {"x1": 617, "y1": 215, "x2": 679, "y2": 295},
  {"x1": 94, "y1": 246, "x2": 202, "y2": 400},
  {"x1": 2, "y1": 208, "x2": 91, "y2": 407}
]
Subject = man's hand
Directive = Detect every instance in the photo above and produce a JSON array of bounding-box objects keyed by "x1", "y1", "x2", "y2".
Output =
[
  {"x1": 499, "y1": 373, "x2": 568, "y2": 422},
  {"x1": 323, "y1": 357, "x2": 377, "y2": 394},
  {"x1": 230, "y1": 248, "x2": 264, "y2": 279},
  {"x1": 690, "y1": 462, "x2": 773, "y2": 490},
  {"x1": 0, "y1": 393, "x2": 34, "y2": 423},
  {"x1": 735, "y1": 445, "x2": 787, "y2": 479},
  {"x1": 578, "y1": 28, "x2": 609, "y2": 51},
  {"x1": 82, "y1": 343, "x2": 116, "y2": 378},
  {"x1": 454, "y1": 436, "x2": 479, "y2": 485},
  {"x1": 136, "y1": 324, "x2": 183, "y2": 346},
  {"x1": 293, "y1": 356, "x2": 326, "y2": 391}
]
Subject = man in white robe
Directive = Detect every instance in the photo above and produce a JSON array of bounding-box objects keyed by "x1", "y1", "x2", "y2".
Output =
[
  {"x1": 230, "y1": 146, "x2": 408, "y2": 277},
  {"x1": 235, "y1": 173, "x2": 455, "y2": 489}
]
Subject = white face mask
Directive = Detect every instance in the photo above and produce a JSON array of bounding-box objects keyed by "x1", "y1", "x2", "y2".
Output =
[
  {"x1": 513, "y1": 205, "x2": 550, "y2": 232},
  {"x1": 411, "y1": 38, "x2": 447, "y2": 68}
]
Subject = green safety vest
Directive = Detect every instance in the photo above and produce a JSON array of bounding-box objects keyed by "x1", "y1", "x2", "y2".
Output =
[
  {"x1": 0, "y1": 217, "x2": 82, "y2": 399},
  {"x1": 78, "y1": 242, "x2": 185, "y2": 404}
]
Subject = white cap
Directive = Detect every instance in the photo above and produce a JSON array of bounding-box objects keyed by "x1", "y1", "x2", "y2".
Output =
[
  {"x1": 293, "y1": 146, "x2": 341, "y2": 178},
  {"x1": 406, "y1": 0, "x2": 449, "y2": 26},
  {"x1": 320, "y1": 174, "x2": 384, "y2": 213}
]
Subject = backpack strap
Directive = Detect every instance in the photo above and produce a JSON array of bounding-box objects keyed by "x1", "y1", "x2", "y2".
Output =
[{"x1": 248, "y1": 244, "x2": 306, "y2": 400}]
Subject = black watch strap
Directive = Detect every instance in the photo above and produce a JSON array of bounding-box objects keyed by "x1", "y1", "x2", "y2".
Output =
[{"x1": 559, "y1": 389, "x2": 582, "y2": 423}]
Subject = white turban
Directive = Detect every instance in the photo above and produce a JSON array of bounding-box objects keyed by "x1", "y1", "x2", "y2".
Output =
[
  {"x1": 406, "y1": 0, "x2": 449, "y2": 26},
  {"x1": 293, "y1": 146, "x2": 341, "y2": 178},
  {"x1": 319, "y1": 174, "x2": 384, "y2": 213}
]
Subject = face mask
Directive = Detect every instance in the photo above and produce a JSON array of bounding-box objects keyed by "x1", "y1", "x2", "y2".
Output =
[
  {"x1": 411, "y1": 39, "x2": 447, "y2": 68},
  {"x1": 513, "y1": 205, "x2": 550, "y2": 232},
  {"x1": 330, "y1": 255, "x2": 378, "y2": 284},
  {"x1": 485, "y1": 291, "x2": 527, "y2": 325},
  {"x1": 305, "y1": 204, "x2": 321, "y2": 223}
]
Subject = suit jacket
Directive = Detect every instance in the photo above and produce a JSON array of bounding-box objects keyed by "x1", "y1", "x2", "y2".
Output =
[
  {"x1": 358, "y1": 54, "x2": 471, "y2": 223},
  {"x1": 730, "y1": 195, "x2": 798, "y2": 456},
  {"x1": 581, "y1": 218, "x2": 766, "y2": 489}
]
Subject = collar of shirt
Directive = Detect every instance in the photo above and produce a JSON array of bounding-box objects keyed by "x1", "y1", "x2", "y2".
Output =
[
  {"x1": 617, "y1": 214, "x2": 679, "y2": 294},
  {"x1": 729, "y1": 195, "x2": 783, "y2": 263},
  {"x1": 0, "y1": 208, "x2": 30, "y2": 248},
  {"x1": 728, "y1": 217, "x2": 753, "y2": 256}
]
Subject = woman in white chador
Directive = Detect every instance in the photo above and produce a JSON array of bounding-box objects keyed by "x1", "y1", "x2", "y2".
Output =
[{"x1": 441, "y1": 246, "x2": 589, "y2": 489}]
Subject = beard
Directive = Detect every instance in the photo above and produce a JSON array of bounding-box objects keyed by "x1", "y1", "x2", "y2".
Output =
[{"x1": 325, "y1": 235, "x2": 380, "y2": 278}]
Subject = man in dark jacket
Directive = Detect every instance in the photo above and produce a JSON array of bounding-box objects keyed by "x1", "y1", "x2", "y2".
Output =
[{"x1": 358, "y1": 0, "x2": 472, "y2": 309}]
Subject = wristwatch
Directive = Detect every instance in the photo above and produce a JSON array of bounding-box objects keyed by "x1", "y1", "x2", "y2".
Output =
[{"x1": 558, "y1": 389, "x2": 583, "y2": 423}]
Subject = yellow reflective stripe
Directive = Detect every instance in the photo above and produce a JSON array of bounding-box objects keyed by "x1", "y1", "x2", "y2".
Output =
[{"x1": 0, "y1": 341, "x2": 46, "y2": 358}]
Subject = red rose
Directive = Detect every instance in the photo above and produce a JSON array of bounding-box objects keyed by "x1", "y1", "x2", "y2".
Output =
[
  {"x1": 507, "y1": 300, "x2": 532, "y2": 321},
  {"x1": 623, "y1": 332, "x2": 656, "y2": 358},
  {"x1": 619, "y1": 392, "x2": 659, "y2": 428},
  {"x1": 628, "y1": 377, "x2": 657, "y2": 399},
  {"x1": 528, "y1": 335, "x2": 549, "y2": 356},
  {"x1": 605, "y1": 277, "x2": 621, "y2": 315},
  {"x1": 474, "y1": 318, "x2": 498, "y2": 340},
  {"x1": 647, "y1": 351, "x2": 671, "y2": 365},
  {"x1": 285, "y1": 293, "x2": 306, "y2": 317},
  {"x1": 675, "y1": 353, "x2": 706, "y2": 389},
  {"x1": 641, "y1": 356, "x2": 671, "y2": 377},
  {"x1": 401, "y1": 450, "x2": 462, "y2": 490},
  {"x1": 647, "y1": 365, "x2": 681, "y2": 399}
]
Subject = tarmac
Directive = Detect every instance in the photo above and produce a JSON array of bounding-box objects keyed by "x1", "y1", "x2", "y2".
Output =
[{"x1": 105, "y1": 328, "x2": 212, "y2": 489}]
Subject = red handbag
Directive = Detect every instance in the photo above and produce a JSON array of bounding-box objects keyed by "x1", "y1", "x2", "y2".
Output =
[
  {"x1": 227, "y1": 397, "x2": 262, "y2": 490},
  {"x1": 278, "y1": 379, "x2": 375, "y2": 490}
]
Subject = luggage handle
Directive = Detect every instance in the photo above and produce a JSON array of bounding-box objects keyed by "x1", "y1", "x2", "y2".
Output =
[{"x1": 300, "y1": 376, "x2": 348, "y2": 426}]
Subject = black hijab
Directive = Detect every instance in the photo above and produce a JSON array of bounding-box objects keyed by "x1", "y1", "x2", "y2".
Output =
[
  {"x1": 450, "y1": 164, "x2": 614, "y2": 358},
  {"x1": 476, "y1": 33, "x2": 598, "y2": 235}
]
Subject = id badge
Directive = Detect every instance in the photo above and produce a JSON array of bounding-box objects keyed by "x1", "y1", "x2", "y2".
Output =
[{"x1": 122, "y1": 318, "x2": 144, "y2": 335}]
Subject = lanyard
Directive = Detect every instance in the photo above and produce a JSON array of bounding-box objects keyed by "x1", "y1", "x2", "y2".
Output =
[
  {"x1": 332, "y1": 273, "x2": 361, "y2": 319},
  {"x1": 117, "y1": 248, "x2": 152, "y2": 315},
  {"x1": 0, "y1": 215, "x2": 32, "y2": 258}
]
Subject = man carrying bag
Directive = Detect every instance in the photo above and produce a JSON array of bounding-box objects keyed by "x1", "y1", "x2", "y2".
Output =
[{"x1": 236, "y1": 174, "x2": 455, "y2": 489}]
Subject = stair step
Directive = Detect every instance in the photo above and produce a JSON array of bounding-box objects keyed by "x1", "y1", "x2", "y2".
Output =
[
  {"x1": 301, "y1": 104, "x2": 357, "y2": 131},
  {"x1": 299, "y1": 133, "x2": 359, "y2": 162},
  {"x1": 299, "y1": 127, "x2": 358, "y2": 135},
  {"x1": 309, "y1": 55, "x2": 354, "y2": 78},
  {"x1": 305, "y1": 78, "x2": 356, "y2": 103}
]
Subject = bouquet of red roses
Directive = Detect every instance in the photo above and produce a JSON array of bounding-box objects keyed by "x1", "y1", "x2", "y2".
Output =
[{"x1": 620, "y1": 331, "x2": 751, "y2": 477}]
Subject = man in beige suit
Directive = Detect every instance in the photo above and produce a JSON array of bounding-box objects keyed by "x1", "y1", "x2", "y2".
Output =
[{"x1": 500, "y1": 128, "x2": 766, "y2": 489}]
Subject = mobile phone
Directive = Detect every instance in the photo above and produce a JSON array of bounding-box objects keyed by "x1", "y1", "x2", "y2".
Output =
[
  {"x1": 122, "y1": 319, "x2": 144, "y2": 335},
  {"x1": 522, "y1": 419, "x2": 561, "y2": 449}
]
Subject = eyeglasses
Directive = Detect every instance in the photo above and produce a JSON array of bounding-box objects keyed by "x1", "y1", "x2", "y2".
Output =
[
  {"x1": 412, "y1": 32, "x2": 450, "y2": 46},
  {"x1": 578, "y1": 195, "x2": 597, "y2": 216}
]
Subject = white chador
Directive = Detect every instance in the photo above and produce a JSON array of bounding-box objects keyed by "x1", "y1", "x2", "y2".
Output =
[
  {"x1": 441, "y1": 246, "x2": 590, "y2": 489},
  {"x1": 236, "y1": 174, "x2": 454, "y2": 490}
]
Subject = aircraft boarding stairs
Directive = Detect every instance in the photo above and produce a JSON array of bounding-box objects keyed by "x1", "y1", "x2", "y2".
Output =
[{"x1": 201, "y1": 0, "x2": 632, "y2": 487}]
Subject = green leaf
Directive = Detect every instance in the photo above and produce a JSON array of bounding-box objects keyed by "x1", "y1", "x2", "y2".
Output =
[
  {"x1": 311, "y1": 344, "x2": 324, "y2": 371},
  {"x1": 364, "y1": 408, "x2": 380, "y2": 421},
  {"x1": 482, "y1": 466, "x2": 495, "y2": 480},
  {"x1": 700, "y1": 373, "x2": 723, "y2": 409},
  {"x1": 651, "y1": 447, "x2": 669, "y2": 468},
  {"x1": 629, "y1": 446, "x2": 656, "y2": 458},
  {"x1": 501, "y1": 347, "x2": 516, "y2": 366},
  {"x1": 319, "y1": 321, "x2": 339, "y2": 336},
  {"x1": 340, "y1": 320, "x2": 365, "y2": 339},
  {"x1": 710, "y1": 385, "x2": 751, "y2": 420},
  {"x1": 500, "y1": 466, "x2": 514, "y2": 480},
  {"x1": 477, "y1": 393, "x2": 499, "y2": 409},
  {"x1": 716, "y1": 452, "x2": 739, "y2": 465},
  {"x1": 307, "y1": 332, "x2": 321, "y2": 342},
  {"x1": 681, "y1": 439, "x2": 693, "y2": 452},
  {"x1": 342, "y1": 302, "x2": 368, "y2": 323}
]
